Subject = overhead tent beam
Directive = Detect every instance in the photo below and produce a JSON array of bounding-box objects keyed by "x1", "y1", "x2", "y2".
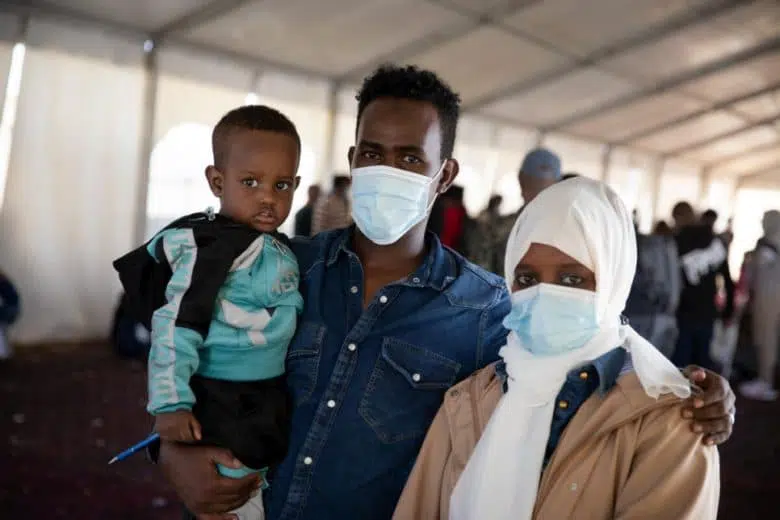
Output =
[
  {"x1": 153, "y1": 0, "x2": 258, "y2": 38},
  {"x1": 0, "y1": 1, "x2": 334, "y2": 83},
  {"x1": 664, "y1": 115, "x2": 779, "y2": 157},
  {"x1": 543, "y1": 35, "x2": 780, "y2": 132},
  {"x1": 705, "y1": 139, "x2": 780, "y2": 169},
  {"x1": 463, "y1": 0, "x2": 752, "y2": 111},
  {"x1": 736, "y1": 161, "x2": 780, "y2": 187},
  {"x1": 336, "y1": 0, "x2": 542, "y2": 82},
  {"x1": 617, "y1": 83, "x2": 780, "y2": 145},
  {"x1": 133, "y1": 47, "x2": 159, "y2": 246}
]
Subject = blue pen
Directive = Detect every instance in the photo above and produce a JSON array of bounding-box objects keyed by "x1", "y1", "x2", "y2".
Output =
[{"x1": 108, "y1": 433, "x2": 160, "y2": 465}]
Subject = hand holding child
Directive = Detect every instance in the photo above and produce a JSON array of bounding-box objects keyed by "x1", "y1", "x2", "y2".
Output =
[{"x1": 155, "y1": 410, "x2": 203, "y2": 442}]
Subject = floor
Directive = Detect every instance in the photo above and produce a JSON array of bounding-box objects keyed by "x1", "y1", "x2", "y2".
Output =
[{"x1": 0, "y1": 343, "x2": 777, "y2": 519}]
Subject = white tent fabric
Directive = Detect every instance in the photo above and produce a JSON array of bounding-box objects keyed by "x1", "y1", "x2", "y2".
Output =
[
  {"x1": 0, "y1": 46, "x2": 144, "y2": 343},
  {"x1": 0, "y1": 2, "x2": 777, "y2": 343}
]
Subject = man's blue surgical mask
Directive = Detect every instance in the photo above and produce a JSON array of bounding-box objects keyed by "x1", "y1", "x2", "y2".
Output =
[
  {"x1": 350, "y1": 163, "x2": 443, "y2": 245},
  {"x1": 502, "y1": 283, "x2": 600, "y2": 356}
]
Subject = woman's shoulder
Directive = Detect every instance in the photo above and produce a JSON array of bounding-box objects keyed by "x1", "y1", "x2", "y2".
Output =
[
  {"x1": 442, "y1": 363, "x2": 503, "y2": 426},
  {"x1": 609, "y1": 370, "x2": 687, "y2": 418}
]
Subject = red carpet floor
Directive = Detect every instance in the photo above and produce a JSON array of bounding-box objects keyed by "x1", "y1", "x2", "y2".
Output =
[{"x1": 0, "y1": 343, "x2": 777, "y2": 519}]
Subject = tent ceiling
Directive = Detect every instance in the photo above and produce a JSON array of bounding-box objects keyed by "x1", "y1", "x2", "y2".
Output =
[{"x1": 9, "y1": 0, "x2": 780, "y2": 178}]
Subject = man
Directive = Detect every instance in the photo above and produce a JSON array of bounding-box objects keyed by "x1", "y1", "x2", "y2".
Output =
[
  {"x1": 672, "y1": 202, "x2": 735, "y2": 370},
  {"x1": 293, "y1": 185, "x2": 320, "y2": 237},
  {"x1": 518, "y1": 147, "x2": 562, "y2": 205},
  {"x1": 157, "y1": 66, "x2": 735, "y2": 520},
  {"x1": 701, "y1": 209, "x2": 718, "y2": 232},
  {"x1": 472, "y1": 149, "x2": 563, "y2": 275},
  {"x1": 625, "y1": 212, "x2": 682, "y2": 358},
  {"x1": 311, "y1": 175, "x2": 351, "y2": 234},
  {"x1": 469, "y1": 195, "x2": 503, "y2": 273}
]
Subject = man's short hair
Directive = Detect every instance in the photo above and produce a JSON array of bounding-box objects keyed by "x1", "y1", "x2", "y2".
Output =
[
  {"x1": 212, "y1": 105, "x2": 301, "y2": 169},
  {"x1": 355, "y1": 64, "x2": 461, "y2": 159},
  {"x1": 672, "y1": 201, "x2": 695, "y2": 220},
  {"x1": 702, "y1": 209, "x2": 718, "y2": 221}
]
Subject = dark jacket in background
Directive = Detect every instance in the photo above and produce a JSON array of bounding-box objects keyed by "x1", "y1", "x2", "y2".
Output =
[
  {"x1": 675, "y1": 225, "x2": 734, "y2": 322},
  {"x1": 294, "y1": 204, "x2": 314, "y2": 237}
]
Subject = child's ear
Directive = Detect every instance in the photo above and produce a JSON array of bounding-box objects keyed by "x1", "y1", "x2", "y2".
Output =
[
  {"x1": 294, "y1": 177, "x2": 301, "y2": 191},
  {"x1": 205, "y1": 166, "x2": 223, "y2": 197}
]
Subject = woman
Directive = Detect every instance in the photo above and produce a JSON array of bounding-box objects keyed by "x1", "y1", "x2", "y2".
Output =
[{"x1": 393, "y1": 177, "x2": 719, "y2": 519}]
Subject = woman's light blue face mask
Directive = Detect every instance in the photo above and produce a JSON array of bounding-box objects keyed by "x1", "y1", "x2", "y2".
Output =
[{"x1": 502, "y1": 243, "x2": 600, "y2": 356}]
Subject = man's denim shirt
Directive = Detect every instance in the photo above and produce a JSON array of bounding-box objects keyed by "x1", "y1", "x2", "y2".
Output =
[{"x1": 264, "y1": 228, "x2": 510, "y2": 520}]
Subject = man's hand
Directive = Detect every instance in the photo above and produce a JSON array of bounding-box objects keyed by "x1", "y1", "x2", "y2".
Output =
[
  {"x1": 159, "y1": 441, "x2": 261, "y2": 516},
  {"x1": 681, "y1": 366, "x2": 736, "y2": 446}
]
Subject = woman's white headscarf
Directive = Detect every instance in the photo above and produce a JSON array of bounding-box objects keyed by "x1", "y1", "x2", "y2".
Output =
[{"x1": 450, "y1": 177, "x2": 690, "y2": 520}]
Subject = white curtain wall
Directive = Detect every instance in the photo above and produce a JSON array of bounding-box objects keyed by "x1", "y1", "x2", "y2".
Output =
[{"x1": 0, "y1": 44, "x2": 144, "y2": 344}]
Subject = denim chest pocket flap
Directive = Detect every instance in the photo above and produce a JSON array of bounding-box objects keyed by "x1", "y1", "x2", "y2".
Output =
[{"x1": 359, "y1": 337, "x2": 461, "y2": 444}]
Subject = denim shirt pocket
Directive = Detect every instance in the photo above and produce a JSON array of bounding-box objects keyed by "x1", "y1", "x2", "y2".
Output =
[
  {"x1": 359, "y1": 337, "x2": 461, "y2": 444},
  {"x1": 285, "y1": 321, "x2": 325, "y2": 407}
]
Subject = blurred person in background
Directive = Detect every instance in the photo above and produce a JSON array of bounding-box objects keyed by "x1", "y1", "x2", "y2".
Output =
[
  {"x1": 519, "y1": 148, "x2": 562, "y2": 205},
  {"x1": 312, "y1": 174, "x2": 351, "y2": 234},
  {"x1": 701, "y1": 209, "x2": 718, "y2": 233},
  {"x1": 294, "y1": 184, "x2": 321, "y2": 237},
  {"x1": 469, "y1": 195, "x2": 504, "y2": 274},
  {"x1": 625, "y1": 211, "x2": 681, "y2": 358},
  {"x1": 439, "y1": 185, "x2": 472, "y2": 255},
  {"x1": 481, "y1": 148, "x2": 564, "y2": 275},
  {"x1": 721, "y1": 217, "x2": 735, "y2": 248},
  {"x1": 654, "y1": 220, "x2": 674, "y2": 236},
  {"x1": 671, "y1": 202, "x2": 734, "y2": 370},
  {"x1": 740, "y1": 210, "x2": 780, "y2": 401},
  {"x1": 0, "y1": 269, "x2": 20, "y2": 360}
]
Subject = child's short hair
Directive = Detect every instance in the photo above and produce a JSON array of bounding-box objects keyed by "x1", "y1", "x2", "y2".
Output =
[{"x1": 212, "y1": 105, "x2": 301, "y2": 169}]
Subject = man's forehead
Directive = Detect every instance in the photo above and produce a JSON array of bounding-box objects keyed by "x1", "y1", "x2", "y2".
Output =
[{"x1": 357, "y1": 98, "x2": 441, "y2": 148}]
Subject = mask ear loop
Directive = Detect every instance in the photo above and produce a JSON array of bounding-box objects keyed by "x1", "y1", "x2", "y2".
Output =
[{"x1": 425, "y1": 161, "x2": 448, "y2": 212}]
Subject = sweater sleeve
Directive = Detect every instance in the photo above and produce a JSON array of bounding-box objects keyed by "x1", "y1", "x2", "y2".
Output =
[
  {"x1": 615, "y1": 405, "x2": 720, "y2": 519},
  {"x1": 146, "y1": 228, "x2": 235, "y2": 414}
]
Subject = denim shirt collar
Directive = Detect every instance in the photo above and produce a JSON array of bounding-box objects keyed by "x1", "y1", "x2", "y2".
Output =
[
  {"x1": 496, "y1": 347, "x2": 627, "y2": 396},
  {"x1": 325, "y1": 226, "x2": 457, "y2": 291}
]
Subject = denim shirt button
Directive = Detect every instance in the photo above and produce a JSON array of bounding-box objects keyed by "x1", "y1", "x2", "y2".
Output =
[
  {"x1": 412, "y1": 373, "x2": 421, "y2": 382},
  {"x1": 347, "y1": 343, "x2": 357, "y2": 352},
  {"x1": 350, "y1": 286, "x2": 358, "y2": 294},
  {"x1": 327, "y1": 400, "x2": 336, "y2": 408},
  {"x1": 379, "y1": 295, "x2": 388, "y2": 304},
  {"x1": 303, "y1": 456, "x2": 313, "y2": 465}
]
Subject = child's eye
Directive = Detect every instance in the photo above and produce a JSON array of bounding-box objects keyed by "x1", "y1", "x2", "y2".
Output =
[
  {"x1": 275, "y1": 181, "x2": 292, "y2": 191},
  {"x1": 242, "y1": 178, "x2": 258, "y2": 188}
]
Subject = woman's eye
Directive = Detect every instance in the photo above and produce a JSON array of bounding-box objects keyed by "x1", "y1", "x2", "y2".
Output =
[
  {"x1": 514, "y1": 274, "x2": 537, "y2": 287},
  {"x1": 402, "y1": 154, "x2": 422, "y2": 164},
  {"x1": 360, "y1": 150, "x2": 380, "y2": 161},
  {"x1": 560, "y1": 274, "x2": 584, "y2": 286},
  {"x1": 242, "y1": 178, "x2": 258, "y2": 188},
  {"x1": 276, "y1": 181, "x2": 291, "y2": 191}
]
